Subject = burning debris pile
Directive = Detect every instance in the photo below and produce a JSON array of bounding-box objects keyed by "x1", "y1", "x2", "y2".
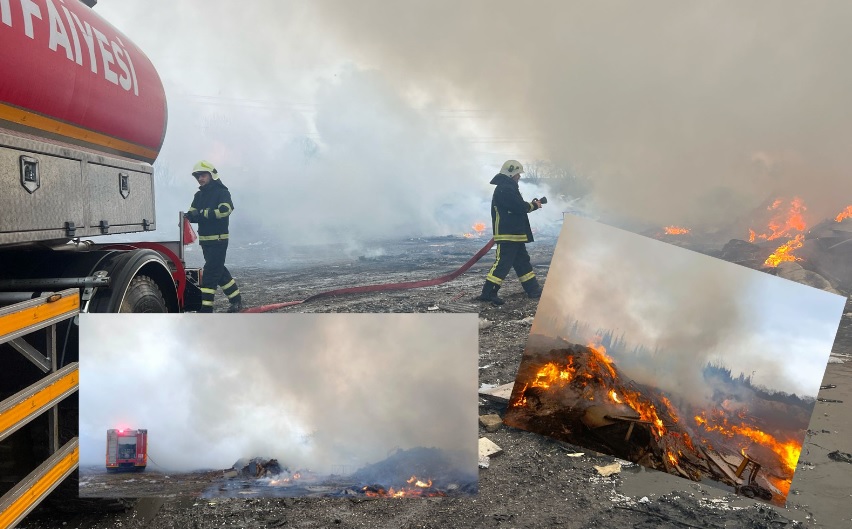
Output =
[
  {"x1": 351, "y1": 447, "x2": 477, "y2": 498},
  {"x1": 504, "y1": 338, "x2": 808, "y2": 505},
  {"x1": 655, "y1": 198, "x2": 852, "y2": 294}
]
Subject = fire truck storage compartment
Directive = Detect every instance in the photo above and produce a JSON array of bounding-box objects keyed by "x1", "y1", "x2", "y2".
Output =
[
  {"x1": 0, "y1": 128, "x2": 155, "y2": 245},
  {"x1": 88, "y1": 161, "x2": 155, "y2": 233}
]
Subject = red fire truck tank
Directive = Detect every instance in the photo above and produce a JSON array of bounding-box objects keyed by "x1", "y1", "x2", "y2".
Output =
[
  {"x1": 0, "y1": 0, "x2": 167, "y2": 163},
  {"x1": 106, "y1": 428, "x2": 147, "y2": 472}
]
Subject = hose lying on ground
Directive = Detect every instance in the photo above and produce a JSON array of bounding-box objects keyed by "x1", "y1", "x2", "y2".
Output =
[{"x1": 241, "y1": 238, "x2": 496, "y2": 313}]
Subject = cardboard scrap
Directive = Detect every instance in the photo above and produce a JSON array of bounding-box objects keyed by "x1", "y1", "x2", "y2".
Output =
[
  {"x1": 479, "y1": 437, "x2": 503, "y2": 458},
  {"x1": 594, "y1": 462, "x2": 622, "y2": 477},
  {"x1": 478, "y1": 382, "x2": 514, "y2": 404}
]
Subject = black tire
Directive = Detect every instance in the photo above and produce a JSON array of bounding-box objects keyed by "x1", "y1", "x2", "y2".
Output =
[{"x1": 119, "y1": 275, "x2": 168, "y2": 313}]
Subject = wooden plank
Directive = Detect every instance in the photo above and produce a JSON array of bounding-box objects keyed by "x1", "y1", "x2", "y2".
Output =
[{"x1": 702, "y1": 447, "x2": 743, "y2": 485}]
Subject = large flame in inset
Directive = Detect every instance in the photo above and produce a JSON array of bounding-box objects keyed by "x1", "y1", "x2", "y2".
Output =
[
  {"x1": 694, "y1": 410, "x2": 801, "y2": 474},
  {"x1": 664, "y1": 226, "x2": 690, "y2": 235}
]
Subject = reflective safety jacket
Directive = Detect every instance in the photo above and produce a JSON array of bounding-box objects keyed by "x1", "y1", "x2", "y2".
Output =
[
  {"x1": 187, "y1": 178, "x2": 234, "y2": 243},
  {"x1": 489, "y1": 173, "x2": 539, "y2": 243}
]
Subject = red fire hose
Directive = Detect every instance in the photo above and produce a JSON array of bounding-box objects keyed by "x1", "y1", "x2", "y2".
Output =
[{"x1": 241, "y1": 238, "x2": 496, "y2": 313}]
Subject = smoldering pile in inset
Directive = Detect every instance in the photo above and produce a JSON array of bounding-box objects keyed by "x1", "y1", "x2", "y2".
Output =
[
  {"x1": 205, "y1": 447, "x2": 476, "y2": 498},
  {"x1": 506, "y1": 215, "x2": 845, "y2": 506}
]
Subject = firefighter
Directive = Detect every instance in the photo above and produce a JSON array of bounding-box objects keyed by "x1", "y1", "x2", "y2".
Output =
[
  {"x1": 478, "y1": 160, "x2": 544, "y2": 305},
  {"x1": 184, "y1": 160, "x2": 243, "y2": 313}
]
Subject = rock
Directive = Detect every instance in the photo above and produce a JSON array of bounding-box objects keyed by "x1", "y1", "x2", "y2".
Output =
[
  {"x1": 479, "y1": 414, "x2": 503, "y2": 433},
  {"x1": 478, "y1": 456, "x2": 490, "y2": 469},
  {"x1": 478, "y1": 318, "x2": 493, "y2": 330}
]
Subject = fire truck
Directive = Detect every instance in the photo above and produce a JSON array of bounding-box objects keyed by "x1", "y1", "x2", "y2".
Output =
[
  {"x1": 0, "y1": 0, "x2": 198, "y2": 524},
  {"x1": 105, "y1": 429, "x2": 147, "y2": 473}
]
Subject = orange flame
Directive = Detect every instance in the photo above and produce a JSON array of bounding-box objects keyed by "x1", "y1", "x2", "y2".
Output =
[
  {"x1": 473, "y1": 222, "x2": 487, "y2": 234},
  {"x1": 693, "y1": 411, "x2": 801, "y2": 474},
  {"x1": 749, "y1": 197, "x2": 807, "y2": 241},
  {"x1": 835, "y1": 206, "x2": 852, "y2": 222},
  {"x1": 764, "y1": 234, "x2": 804, "y2": 267},
  {"x1": 362, "y1": 476, "x2": 445, "y2": 497},
  {"x1": 664, "y1": 226, "x2": 690, "y2": 235}
]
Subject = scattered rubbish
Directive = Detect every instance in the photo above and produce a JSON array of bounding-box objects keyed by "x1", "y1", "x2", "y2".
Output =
[
  {"x1": 827, "y1": 451, "x2": 852, "y2": 464},
  {"x1": 594, "y1": 462, "x2": 622, "y2": 477},
  {"x1": 479, "y1": 438, "x2": 502, "y2": 458},
  {"x1": 427, "y1": 305, "x2": 439, "y2": 311},
  {"x1": 478, "y1": 456, "x2": 490, "y2": 469},
  {"x1": 638, "y1": 496, "x2": 650, "y2": 503},
  {"x1": 565, "y1": 453, "x2": 585, "y2": 458},
  {"x1": 820, "y1": 384, "x2": 837, "y2": 390},
  {"x1": 817, "y1": 398, "x2": 843, "y2": 403},
  {"x1": 479, "y1": 414, "x2": 503, "y2": 433},
  {"x1": 519, "y1": 316, "x2": 534, "y2": 325},
  {"x1": 478, "y1": 318, "x2": 493, "y2": 330}
]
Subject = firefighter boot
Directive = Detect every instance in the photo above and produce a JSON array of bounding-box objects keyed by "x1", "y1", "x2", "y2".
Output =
[
  {"x1": 522, "y1": 277, "x2": 543, "y2": 299},
  {"x1": 477, "y1": 281, "x2": 505, "y2": 306},
  {"x1": 227, "y1": 296, "x2": 243, "y2": 313}
]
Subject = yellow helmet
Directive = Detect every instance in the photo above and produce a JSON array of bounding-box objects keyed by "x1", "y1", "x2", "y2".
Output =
[
  {"x1": 192, "y1": 160, "x2": 219, "y2": 180},
  {"x1": 500, "y1": 160, "x2": 524, "y2": 177}
]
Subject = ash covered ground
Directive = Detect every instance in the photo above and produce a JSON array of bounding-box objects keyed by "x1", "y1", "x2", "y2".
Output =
[{"x1": 20, "y1": 234, "x2": 852, "y2": 529}]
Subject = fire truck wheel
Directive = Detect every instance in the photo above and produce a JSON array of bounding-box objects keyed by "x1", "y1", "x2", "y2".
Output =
[{"x1": 119, "y1": 275, "x2": 168, "y2": 313}]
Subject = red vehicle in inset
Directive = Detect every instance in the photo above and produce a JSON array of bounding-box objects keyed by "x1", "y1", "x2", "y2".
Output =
[{"x1": 106, "y1": 428, "x2": 147, "y2": 473}]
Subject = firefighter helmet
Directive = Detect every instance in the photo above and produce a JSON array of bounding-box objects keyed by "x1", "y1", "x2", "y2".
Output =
[
  {"x1": 500, "y1": 160, "x2": 524, "y2": 177},
  {"x1": 192, "y1": 160, "x2": 219, "y2": 180}
]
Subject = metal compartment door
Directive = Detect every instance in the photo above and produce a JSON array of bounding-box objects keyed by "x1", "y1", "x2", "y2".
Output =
[
  {"x1": 87, "y1": 162, "x2": 156, "y2": 235},
  {"x1": 0, "y1": 146, "x2": 85, "y2": 243}
]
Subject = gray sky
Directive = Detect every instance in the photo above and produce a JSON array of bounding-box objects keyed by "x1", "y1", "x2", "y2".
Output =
[
  {"x1": 532, "y1": 215, "x2": 846, "y2": 401},
  {"x1": 79, "y1": 314, "x2": 477, "y2": 473},
  {"x1": 91, "y1": 0, "x2": 852, "y2": 246}
]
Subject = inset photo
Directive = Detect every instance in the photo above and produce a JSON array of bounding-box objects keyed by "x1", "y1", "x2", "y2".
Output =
[
  {"x1": 79, "y1": 313, "x2": 478, "y2": 498},
  {"x1": 504, "y1": 215, "x2": 846, "y2": 507}
]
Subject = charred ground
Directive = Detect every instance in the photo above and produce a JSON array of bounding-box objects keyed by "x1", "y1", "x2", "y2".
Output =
[{"x1": 19, "y1": 234, "x2": 852, "y2": 528}]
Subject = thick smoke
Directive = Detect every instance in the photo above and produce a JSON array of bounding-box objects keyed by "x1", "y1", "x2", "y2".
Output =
[
  {"x1": 78, "y1": 314, "x2": 477, "y2": 473},
  {"x1": 308, "y1": 0, "x2": 852, "y2": 232},
  {"x1": 95, "y1": 1, "x2": 514, "y2": 248},
  {"x1": 532, "y1": 216, "x2": 842, "y2": 403}
]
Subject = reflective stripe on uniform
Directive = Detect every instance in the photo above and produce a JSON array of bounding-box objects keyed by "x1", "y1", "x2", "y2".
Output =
[
  {"x1": 220, "y1": 279, "x2": 236, "y2": 291},
  {"x1": 519, "y1": 271, "x2": 536, "y2": 282},
  {"x1": 226, "y1": 289, "x2": 241, "y2": 299},
  {"x1": 214, "y1": 203, "x2": 233, "y2": 219},
  {"x1": 198, "y1": 234, "x2": 229, "y2": 241},
  {"x1": 486, "y1": 275, "x2": 503, "y2": 285},
  {"x1": 201, "y1": 300, "x2": 214, "y2": 306},
  {"x1": 493, "y1": 206, "x2": 500, "y2": 238},
  {"x1": 494, "y1": 234, "x2": 528, "y2": 242},
  {"x1": 200, "y1": 287, "x2": 216, "y2": 294}
]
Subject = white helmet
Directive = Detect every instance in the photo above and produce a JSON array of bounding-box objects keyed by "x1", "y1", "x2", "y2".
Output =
[
  {"x1": 192, "y1": 160, "x2": 219, "y2": 180},
  {"x1": 500, "y1": 160, "x2": 524, "y2": 177}
]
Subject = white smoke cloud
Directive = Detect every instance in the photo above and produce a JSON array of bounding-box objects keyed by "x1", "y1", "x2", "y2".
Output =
[{"x1": 79, "y1": 313, "x2": 478, "y2": 473}]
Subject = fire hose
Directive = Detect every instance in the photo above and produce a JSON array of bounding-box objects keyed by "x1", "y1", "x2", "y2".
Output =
[{"x1": 241, "y1": 237, "x2": 497, "y2": 313}]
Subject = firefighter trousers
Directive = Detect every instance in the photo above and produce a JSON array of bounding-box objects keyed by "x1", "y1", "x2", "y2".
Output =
[
  {"x1": 200, "y1": 240, "x2": 241, "y2": 312},
  {"x1": 485, "y1": 242, "x2": 536, "y2": 286}
]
